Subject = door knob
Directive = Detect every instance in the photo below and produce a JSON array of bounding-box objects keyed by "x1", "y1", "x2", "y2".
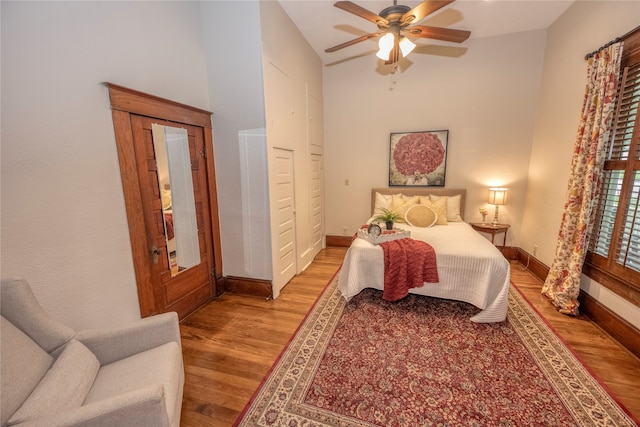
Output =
[{"x1": 152, "y1": 245, "x2": 162, "y2": 264}]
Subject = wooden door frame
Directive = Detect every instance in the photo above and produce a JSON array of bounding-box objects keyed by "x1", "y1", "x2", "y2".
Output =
[{"x1": 105, "y1": 83, "x2": 223, "y2": 317}]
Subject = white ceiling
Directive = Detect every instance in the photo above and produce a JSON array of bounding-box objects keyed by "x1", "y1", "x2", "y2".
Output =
[{"x1": 278, "y1": 0, "x2": 575, "y2": 65}]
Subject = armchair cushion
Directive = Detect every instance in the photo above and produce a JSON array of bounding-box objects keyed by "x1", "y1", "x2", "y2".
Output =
[
  {"x1": 8, "y1": 340, "x2": 99, "y2": 426},
  {"x1": 75, "y1": 311, "x2": 181, "y2": 366},
  {"x1": 0, "y1": 317, "x2": 53, "y2": 427},
  {"x1": 83, "y1": 341, "x2": 183, "y2": 426}
]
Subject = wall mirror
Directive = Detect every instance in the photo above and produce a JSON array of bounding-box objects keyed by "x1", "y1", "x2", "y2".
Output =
[{"x1": 151, "y1": 123, "x2": 201, "y2": 276}]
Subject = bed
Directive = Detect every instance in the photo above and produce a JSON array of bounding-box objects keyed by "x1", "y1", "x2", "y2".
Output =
[{"x1": 337, "y1": 188, "x2": 511, "y2": 323}]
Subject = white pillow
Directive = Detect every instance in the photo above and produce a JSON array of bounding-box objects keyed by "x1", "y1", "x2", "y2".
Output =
[
  {"x1": 430, "y1": 194, "x2": 463, "y2": 222},
  {"x1": 373, "y1": 192, "x2": 392, "y2": 216},
  {"x1": 405, "y1": 204, "x2": 437, "y2": 227}
]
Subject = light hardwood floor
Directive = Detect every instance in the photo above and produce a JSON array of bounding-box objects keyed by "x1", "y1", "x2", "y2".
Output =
[{"x1": 179, "y1": 247, "x2": 640, "y2": 426}]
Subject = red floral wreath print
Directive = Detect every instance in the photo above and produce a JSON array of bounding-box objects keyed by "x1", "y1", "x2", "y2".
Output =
[{"x1": 393, "y1": 133, "x2": 444, "y2": 176}]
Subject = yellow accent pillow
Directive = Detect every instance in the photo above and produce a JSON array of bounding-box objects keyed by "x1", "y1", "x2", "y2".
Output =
[
  {"x1": 391, "y1": 195, "x2": 420, "y2": 222},
  {"x1": 420, "y1": 197, "x2": 448, "y2": 225},
  {"x1": 405, "y1": 204, "x2": 437, "y2": 227}
]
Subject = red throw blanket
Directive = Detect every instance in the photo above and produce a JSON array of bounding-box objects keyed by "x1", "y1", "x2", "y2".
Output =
[
  {"x1": 379, "y1": 238, "x2": 439, "y2": 302},
  {"x1": 164, "y1": 212, "x2": 175, "y2": 240}
]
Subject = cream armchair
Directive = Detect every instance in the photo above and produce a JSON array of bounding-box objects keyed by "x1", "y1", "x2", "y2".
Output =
[{"x1": 0, "y1": 278, "x2": 184, "y2": 427}]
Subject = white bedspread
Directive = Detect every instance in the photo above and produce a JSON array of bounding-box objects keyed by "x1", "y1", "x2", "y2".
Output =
[{"x1": 338, "y1": 222, "x2": 511, "y2": 322}]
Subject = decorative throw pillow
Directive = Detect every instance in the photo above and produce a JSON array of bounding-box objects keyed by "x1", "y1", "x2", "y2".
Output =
[
  {"x1": 373, "y1": 192, "x2": 393, "y2": 217},
  {"x1": 405, "y1": 204, "x2": 437, "y2": 227},
  {"x1": 391, "y1": 194, "x2": 420, "y2": 222},
  {"x1": 430, "y1": 194, "x2": 463, "y2": 222},
  {"x1": 419, "y1": 197, "x2": 448, "y2": 225},
  {"x1": 1, "y1": 317, "x2": 54, "y2": 427},
  {"x1": 8, "y1": 339, "x2": 100, "y2": 426}
]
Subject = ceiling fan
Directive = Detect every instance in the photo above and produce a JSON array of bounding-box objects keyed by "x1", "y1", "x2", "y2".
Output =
[{"x1": 325, "y1": 0, "x2": 471, "y2": 66}]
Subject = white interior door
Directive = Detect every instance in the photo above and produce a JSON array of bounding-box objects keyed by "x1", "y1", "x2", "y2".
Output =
[
  {"x1": 272, "y1": 148, "x2": 296, "y2": 298},
  {"x1": 310, "y1": 153, "x2": 323, "y2": 257}
]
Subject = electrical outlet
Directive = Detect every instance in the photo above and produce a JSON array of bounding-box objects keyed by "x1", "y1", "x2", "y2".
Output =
[
  {"x1": 533, "y1": 244, "x2": 539, "y2": 257},
  {"x1": 343, "y1": 227, "x2": 349, "y2": 235}
]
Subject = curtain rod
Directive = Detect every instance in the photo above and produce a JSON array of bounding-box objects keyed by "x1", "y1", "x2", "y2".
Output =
[
  {"x1": 584, "y1": 37, "x2": 621, "y2": 60},
  {"x1": 584, "y1": 25, "x2": 640, "y2": 60}
]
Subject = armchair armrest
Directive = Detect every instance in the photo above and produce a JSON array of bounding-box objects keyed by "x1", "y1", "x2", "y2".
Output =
[
  {"x1": 16, "y1": 386, "x2": 170, "y2": 427},
  {"x1": 74, "y1": 312, "x2": 181, "y2": 366}
]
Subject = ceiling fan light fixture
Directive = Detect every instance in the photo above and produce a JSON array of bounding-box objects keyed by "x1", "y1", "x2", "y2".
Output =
[
  {"x1": 376, "y1": 32, "x2": 395, "y2": 60},
  {"x1": 399, "y1": 36, "x2": 416, "y2": 57},
  {"x1": 325, "y1": 0, "x2": 471, "y2": 66},
  {"x1": 378, "y1": 32, "x2": 394, "y2": 50},
  {"x1": 376, "y1": 47, "x2": 392, "y2": 60}
]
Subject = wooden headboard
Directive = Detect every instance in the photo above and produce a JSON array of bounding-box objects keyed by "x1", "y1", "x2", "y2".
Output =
[{"x1": 371, "y1": 188, "x2": 467, "y2": 220}]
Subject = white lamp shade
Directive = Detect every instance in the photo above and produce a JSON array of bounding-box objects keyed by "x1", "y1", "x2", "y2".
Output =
[
  {"x1": 376, "y1": 48, "x2": 391, "y2": 60},
  {"x1": 488, "y1": 188, "x2": 508, "y2": 205},
  {"x1": 376, "y1": 33, "x2": 394, "y2": 60},
  {"x1": 399, "y1": 37, "x2": 416, "y2": 57},
  {"x1": 378, "y1": 33, "x2": 394, "y2": 50}
]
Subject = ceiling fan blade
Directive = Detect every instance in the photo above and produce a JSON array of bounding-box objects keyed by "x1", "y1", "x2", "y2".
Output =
[
  {"x1": 405, "y1": 25, "x2": 471, "y2": 43},
  {"x1": 325, "y1": 32, "x2": 380, "y2": 53},
  {"x1": 334, "y1": 1, "x2": 389, "y2": 27},
  {"x1": 401, "y1": 0, "x2": 454, "y2": 26}
]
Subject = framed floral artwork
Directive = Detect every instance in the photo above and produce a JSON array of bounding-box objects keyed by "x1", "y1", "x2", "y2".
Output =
[{"x1": 389, "y1": 130, "x2": 448, "y2": 187}]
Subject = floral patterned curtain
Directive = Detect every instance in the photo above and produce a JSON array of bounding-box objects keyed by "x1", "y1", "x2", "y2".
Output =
[{"x1": 541, "y1": 42, "x2": 623, "y2": 315}]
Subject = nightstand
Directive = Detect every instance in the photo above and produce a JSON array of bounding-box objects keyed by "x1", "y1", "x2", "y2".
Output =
[{"x1": 470, "y1": 223, "x2": 510, "y2": 247}]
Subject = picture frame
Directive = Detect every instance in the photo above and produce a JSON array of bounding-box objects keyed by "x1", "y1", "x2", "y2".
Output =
[{"x1": 389, "y1": 130, "x2": 448, "y2": 187}]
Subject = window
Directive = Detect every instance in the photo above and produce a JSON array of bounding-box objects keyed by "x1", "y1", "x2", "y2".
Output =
[{"x1": 586, "y1": 28, "x2": 640, "y2": 302}]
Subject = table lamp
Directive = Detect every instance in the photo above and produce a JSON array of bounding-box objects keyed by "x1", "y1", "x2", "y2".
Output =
[{"x1": 488, "y1": 187, "x2": 508, "y2": 226}]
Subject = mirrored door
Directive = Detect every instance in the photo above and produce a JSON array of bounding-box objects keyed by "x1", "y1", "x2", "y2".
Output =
[
  {"x1": 152, "y1": 124, "x2": 201, "y2": 275},
  {"x1": 107, "y1": 81, "x2": 222, "y2": 320},
  {"x1": 130, "y1": 115, "x2": 216, "y2": 318}
]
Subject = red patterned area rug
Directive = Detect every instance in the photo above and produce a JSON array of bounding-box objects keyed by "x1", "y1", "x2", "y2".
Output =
[{"x1": 234, "y1": 272, "x2": 638, "y2": 427}]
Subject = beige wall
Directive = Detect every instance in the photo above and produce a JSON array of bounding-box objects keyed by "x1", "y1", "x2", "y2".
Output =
[
  {"x1": 203, "y1": 1, "x2": 323, "y2": 289},
  {"x1": 1, "y1": 1, "x2": 211, "y2": 329},
  {"x1": 522, "y1": 1, "x2": 640, "y2": 328},
  {"x1": 1, "y1": 0, "x2": 323, "y2": 330},
  {"x1": 201, "y1": 1, "x2": 271, "y2": 279},
  {"x1": 323, "y1": 1, "x2": 639, "y2": 327},
  {"x1": 2, "y1": 0, "x2": 637, "y2": 329},
  {"x1": 323, "y1": 29, "x2": 547, "y2": 247},
  {"x1": 260, "y1": 1, "x2": 325, "y2": 292}
]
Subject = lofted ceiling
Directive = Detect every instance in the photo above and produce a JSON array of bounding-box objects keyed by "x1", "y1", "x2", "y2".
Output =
[{"x1": 278, "y1": 0, "x2": 575, "y2": 66}]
